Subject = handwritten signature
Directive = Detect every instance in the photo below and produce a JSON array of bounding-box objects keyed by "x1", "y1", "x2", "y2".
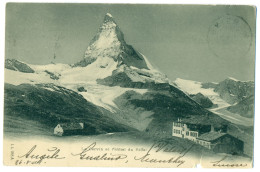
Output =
[
  {"x1": 71, "y1": 142, "x2": 127, "y2": 161},
  {"x1": 16, "y1": 145, "x2": 65, "y2": 165},
  {"x1": 211, "y1": 155, "x2": 248, "y2": 168},
  {"x1": 134, "y1": 141, "x2": 195, "y2": 167}
]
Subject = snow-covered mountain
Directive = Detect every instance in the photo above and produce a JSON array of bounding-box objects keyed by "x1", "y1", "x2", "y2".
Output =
[
  {"x1": 74, "y1": 13, "x2": 148, "y2": 69},
  {"x1": 5, "y1": 13, "x2": 169, "y2": 113},
  {"x1": 5, "y1": 13, "x2": 231, "y2": 137},
  {"x1": 73, "y1": 13, "x2": 168, "y2": 84},
  {"x1": 174, "y1": 78, "x2": 254, "y2": 126},
  {"x1": 210, "y1": 77, "x2": 254, "y2": 105}
]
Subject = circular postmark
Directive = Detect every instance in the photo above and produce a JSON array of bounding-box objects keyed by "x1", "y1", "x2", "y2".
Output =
[{"x1": 207, "y1": 15, "x2": 253, "y2": 58}]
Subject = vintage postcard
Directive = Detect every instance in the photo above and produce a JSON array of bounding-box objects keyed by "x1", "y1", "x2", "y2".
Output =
[{"x1": 3, "y1": 3, "x2": 256, "y2": 168}]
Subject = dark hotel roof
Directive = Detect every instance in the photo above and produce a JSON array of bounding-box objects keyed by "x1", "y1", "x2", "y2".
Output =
[
  {"x1": 176, "y1": 115, "x2": 228, "y2": 127},
  {"x1": 197, "y1": 132, "x2": 227, "y2": 142},
  {"x1": 58, "y1": 123, "x2": 83, "y2": 131}
]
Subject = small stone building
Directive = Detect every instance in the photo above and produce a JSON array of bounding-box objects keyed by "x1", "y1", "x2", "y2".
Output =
[{"x1": 54, "y1": 123, "x2": 84, "y2": 136}]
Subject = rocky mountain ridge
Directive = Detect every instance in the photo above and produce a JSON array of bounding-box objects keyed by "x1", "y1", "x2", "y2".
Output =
[
  {"x1": 174, "y1": 77, "x2": 254, "y2": 123},
  {"x1": 202, "y1": 77, "x2": 254, "y2": 105},
  {"x1": 74, "y1": 13, "x2": 149, "y2": 70}
]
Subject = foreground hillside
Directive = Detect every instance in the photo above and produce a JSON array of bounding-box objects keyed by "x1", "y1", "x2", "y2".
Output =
[{"x1": 4, "y1": 83, "x2": 132, "y2": 135}]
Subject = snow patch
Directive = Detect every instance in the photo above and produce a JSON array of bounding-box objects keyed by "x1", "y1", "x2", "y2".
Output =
[
  {"x1": 80, "y1": 85, "x2": 148, "y2": 112},
  {"x1": 106, "y1": 13, "x2": 113, "y2": 17},
  {"x1": 140, "y1": 53, "x2": 155, "y2": 71},
  {"x1": 4, "y1": 69, "x2": 58, "y2": 86},
  {"x1": 94, "y1": 27, "x2": 119, "y2": 50},
  {"x1": 59, "y1": 57, "x2": 117, "y2": 84},
  {"x1": 61, "y1": 82, "x2": 148, "y2": 113},
  {"x1": 228, "y1": 77, "x2": 239, "y2": 81},
  {"x1": 175, "y1": 78, "x2": 217, "y2": 96},
  {"x1": 30, "y1": 63, "x2": 71, "y2": 73},
  {"x1": 43, "y1": 87, "x2": 55, "y2": 92},
  {"x1": 130, "y1": 62, "x2": 169, "y2": 84}
]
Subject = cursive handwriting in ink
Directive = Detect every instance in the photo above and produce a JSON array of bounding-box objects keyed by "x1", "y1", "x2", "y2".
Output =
[
  {"x1": 16, "y1": 145, "x2": 65, "y2": 165},
  {"x1": 211, "y1": 155, "x2": 247, "y2": 168},
  {"x1": 72, "y1": 142, "x2": 127, "y2": 161},
  {"x1": 134, "y1": 141, "x2": 195, "y2": 167}
]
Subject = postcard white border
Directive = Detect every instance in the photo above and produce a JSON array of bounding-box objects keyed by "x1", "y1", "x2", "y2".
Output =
[{"x1": 0, "y1": 0, "x2": 259, "y2": 172}]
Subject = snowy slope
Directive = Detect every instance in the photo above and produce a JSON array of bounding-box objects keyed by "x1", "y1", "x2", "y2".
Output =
[
  {"x1": 174, "y1": 78, "x2": 230, "y2": 109},
  {"x1": 5, "y1": 63, "x2": 148, "y2": 113},
  {"x1": 5, "y1": 68, "x2": 59, "y2": 86},
  {"x1": 174, "y1": 78, "x2": 254, "y2": 126}
]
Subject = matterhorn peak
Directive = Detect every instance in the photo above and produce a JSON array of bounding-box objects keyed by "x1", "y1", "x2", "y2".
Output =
[
  {"x1": 102, "y1": 12, "x2": 117, "y2": 27},
  {"x1": 103, "y1": 13, "x2": 116, "y2": 26},
  {"x1": 73, "y1": 13, "x2": 149, "y2": 70},
  {"x1": 106, "y1": 13, "x2": 113, "y2": 17},
  {"x1": 104, "y1": 13, "x2": 114, "y2": 22}
]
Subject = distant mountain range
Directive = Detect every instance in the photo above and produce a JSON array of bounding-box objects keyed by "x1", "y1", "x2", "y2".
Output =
[
  {"x1": 175, "y1": 77, "x2": 255, "y2": 121},
  {"x1": 203, "y1": 77, "x2": 254, "y2": 105},
  {"x1": 4, "y1": 13, "x2": 254, "y2": 140}
]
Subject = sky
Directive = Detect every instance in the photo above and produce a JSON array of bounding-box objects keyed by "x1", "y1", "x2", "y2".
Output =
[{"x1": 5, "y1": 3, "x2": 256, "y2": 82}]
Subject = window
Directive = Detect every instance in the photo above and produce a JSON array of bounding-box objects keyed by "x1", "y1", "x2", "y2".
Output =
[
  {"x1": 186, "y1": 131, "x2": 189, "y2": 136},
  {"x1": 190, "y1": 132, "x2": 198, "y2": 137},
  {"x1": 175, "y1": 123, "x2": 182, "y2": 127}
]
